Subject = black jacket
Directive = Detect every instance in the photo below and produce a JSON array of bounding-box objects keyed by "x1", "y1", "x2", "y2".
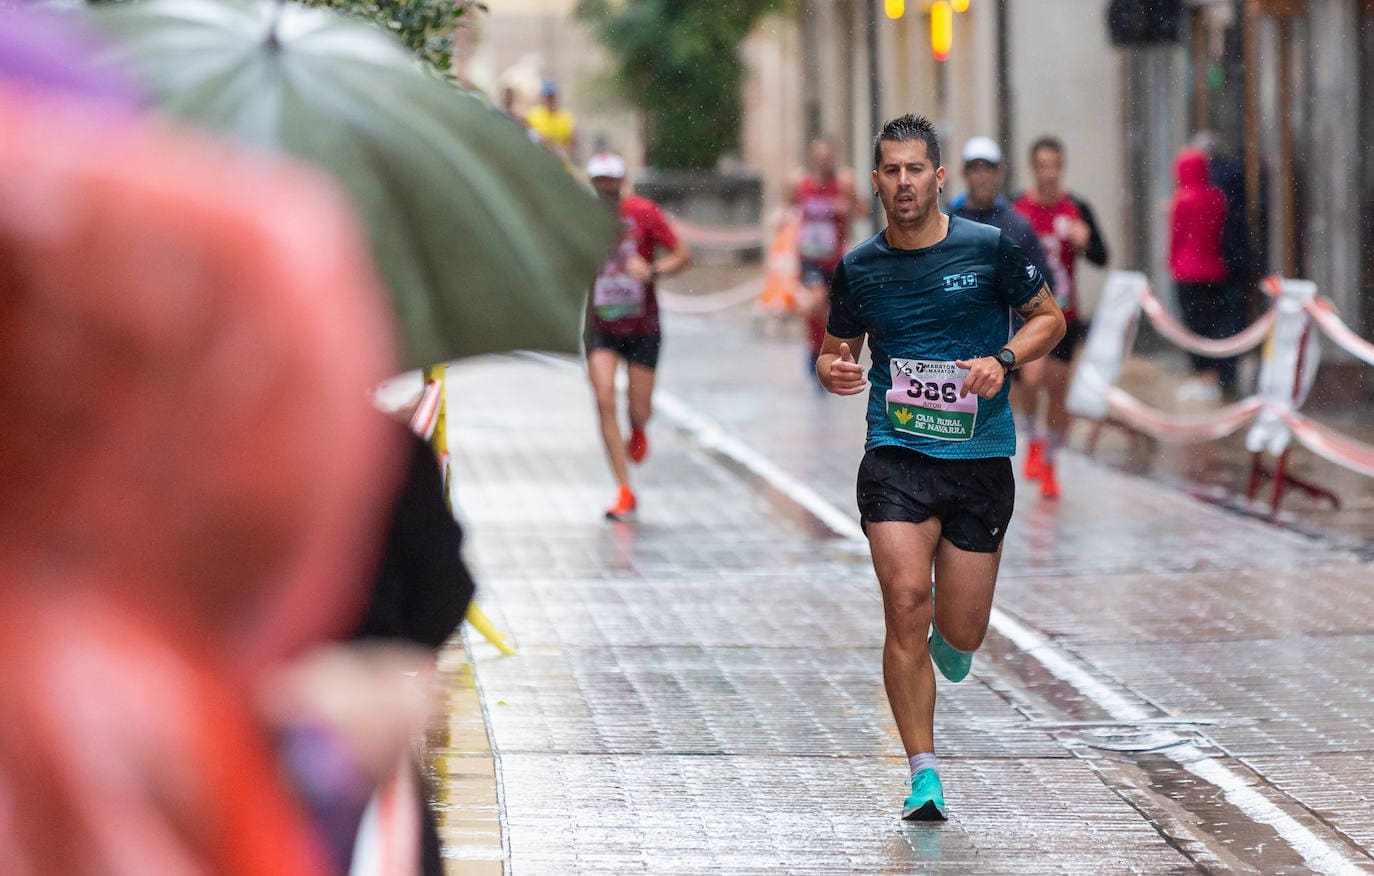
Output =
[{"x1": 353, "y1": 428, "x2": 475, "y2": 648}]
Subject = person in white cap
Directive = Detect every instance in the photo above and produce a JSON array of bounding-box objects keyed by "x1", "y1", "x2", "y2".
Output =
[
  {"x1": 584, "y1": 152, "x2": 691, "y2": 520},
  {"x1": 949, "y1": 137, "x2": 1052, "y2": 296}
]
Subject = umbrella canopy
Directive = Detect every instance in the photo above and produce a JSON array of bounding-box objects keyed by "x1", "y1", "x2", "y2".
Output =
[{"x1": 87, "y1": 0, "x2": 616, "y2": 368}]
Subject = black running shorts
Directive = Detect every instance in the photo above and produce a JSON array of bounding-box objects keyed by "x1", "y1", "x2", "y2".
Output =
[
  {"x1": 587, "y1": 330, "x2": 661, "y2": 369},
  {"x1": 1049, "y1": 319, "x2": 1088, "y2": 363},
  {"x1": 800, "y1": 259, "x2": 836, "y2": 289},
  {"x1": 856, "y1": 445, "x2": 1015, "y2": 553}
]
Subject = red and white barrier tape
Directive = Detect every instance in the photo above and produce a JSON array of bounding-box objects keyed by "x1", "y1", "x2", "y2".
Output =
[
  {"x1": 666, "y1": 214, "x2": 768, "y2": 249},
  {"x1": 657, "y1": 277, "x2": 767, "y2": 314},
  {"x1": 1282, "y1": 409, "x2": 1374, "y2": 479},
  {"x1": 349, "y1": 753, "x2": 420, "y2": 876},
  {"x1": 408, "y1": 379, "x2": 441, "y2": 441},
  {"x1": 1103, "y1": 386, "x2": 1265, "y2": 443},
  {"x1": 1100, "y1": 381, "x2": 1374, "y2": 477},
  {"x1": 1137, "y1": 286, "x2": 1275, "y2": 358},
  {"x1": 1303, "y1": 297, "x2": 1374, "y2": 368}
]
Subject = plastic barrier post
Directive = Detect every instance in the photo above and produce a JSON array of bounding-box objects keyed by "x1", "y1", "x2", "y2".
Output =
[
  {"x1": 1269, "y1": 449, "x2": 1293, "y2": 516},
  {"x1": 1067, "y1": 271, "x2": 1148, "y2": 423},
  {"x1": 1085, "y1": 418, "x2": 1104, "y2": 457},
  {"x1": 1069, "y1": 272, "x2": 1153, "y2": 456},
  {"x1": 1243, "y1": 281, "x2": 1341, "y2": 514},
  {"x1": 1245, "y1": 452, "x2": 1264, "y2": 502},
  {"x1": 1266, "y1": 324, "x2": 1341, "y2": 512}
]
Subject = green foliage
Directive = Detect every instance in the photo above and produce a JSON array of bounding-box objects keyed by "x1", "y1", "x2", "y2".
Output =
[
  {"x1": 82, "y1": 0, "x2": 482, "y2": 74},
  {"x1": 576, "y1": 0, "x2": 784, "y2": 170},
  {"x1": 301, "y1": 0, "x2": 483, "y2": 73}
]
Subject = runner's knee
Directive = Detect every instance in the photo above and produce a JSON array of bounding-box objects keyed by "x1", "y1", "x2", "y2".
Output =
[{"x1": 882, "y1": 582, "x2": 933, "y2": 645}]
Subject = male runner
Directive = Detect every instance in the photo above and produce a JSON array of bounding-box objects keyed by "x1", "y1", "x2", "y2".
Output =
[
  {"x1": 585, "y1": 152, "x2": 691, "y2": 520},
  {"x1": 1012, "y1": 137, "x2": 1109, "y2": 497},
  {"x1": 817, "y1": 116, "x2": 1064, "y2": 820},
  {"x1": 786, "y1": 138, "x2": 864, "y2": 366}
]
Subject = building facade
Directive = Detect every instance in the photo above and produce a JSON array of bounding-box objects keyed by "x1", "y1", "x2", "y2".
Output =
[
  {"x1": 794, "y1": 0, "x2": 1374, "y2": 345},
  {"x1": 464, "y1": 0, "x2": 1373, "y2": 353},
  {"x1": 795, "y1": 0, "x2": 1126, "y2": 312}
]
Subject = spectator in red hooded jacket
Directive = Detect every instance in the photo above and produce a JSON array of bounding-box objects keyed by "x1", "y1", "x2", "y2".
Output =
[{"x1": 1169, "y1": 146, "x2": 1232, "y2": 403}]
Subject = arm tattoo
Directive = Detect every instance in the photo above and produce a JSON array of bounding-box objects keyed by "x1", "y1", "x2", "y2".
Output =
[{"x1": 1015, "y1": 286, "x2": 1053, "y2": 318}]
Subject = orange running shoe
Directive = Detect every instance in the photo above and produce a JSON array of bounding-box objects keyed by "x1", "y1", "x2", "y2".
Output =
[
  {"x1": 627, "y1": 428, "x2": 649, "y2": 464},
  {"x1": 1039, "y1": 462, "x2": 1060, "y2": 499},
  {"x1": 605, "y1": 484, "x2": 637, "y2": 520},
  {"x1": 1023, "y1": 440, "x2": 1046, "y2": 480}
]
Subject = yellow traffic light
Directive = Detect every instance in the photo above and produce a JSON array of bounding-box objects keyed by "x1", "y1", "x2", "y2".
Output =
[
  {"x1": 931, "y1": 0, "x2": 952, "y2": 61},
  {"x1": 885, "y1": 0, "x2": 905, "y2": 19}
]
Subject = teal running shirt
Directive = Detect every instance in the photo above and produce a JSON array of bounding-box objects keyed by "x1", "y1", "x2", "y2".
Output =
[{"x1": 826, "y1": 215, "x2": 1046, "y2": 459}]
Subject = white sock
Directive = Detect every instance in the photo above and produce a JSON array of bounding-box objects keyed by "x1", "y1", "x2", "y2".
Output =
[
  {"x1": 1024, "y1": 420, "x2": 1042, "y2": 443},
  {"x1": 1045, "y1": 429, "x2": 1066, "y2": 463},
  {"x1": 909, "y1": 752, "x2": 938, "y2": 776}
]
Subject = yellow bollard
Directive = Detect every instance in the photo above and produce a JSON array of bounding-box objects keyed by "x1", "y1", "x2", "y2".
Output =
[
  {"x1": 425, "y1": 362, "x2": 516, "y2": 656},
  {"x1": 465, "y1": 602, "x2": 516, "y2": 656}
]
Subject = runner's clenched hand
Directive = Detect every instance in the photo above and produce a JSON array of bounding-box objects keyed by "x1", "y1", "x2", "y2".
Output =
[
  {"x1": 955, "y1": 357, "x2": 1004, "y2": 400},
  {"x1": 824, "y1": 342, "x2": 868, "y2": 396},
  {"x1": 1067, "y1": 218, "x2": 1093, "y2": 251},
  {"x1": 624, "y1": 253, "x2": 654, "y2": 283}
]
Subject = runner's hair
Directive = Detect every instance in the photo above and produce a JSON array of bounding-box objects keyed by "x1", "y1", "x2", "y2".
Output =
[
  {"x1": 1029, "y1": 135, "x2": 1064, "y2": 160},
  {"x1": 873, "y1": 115, "x2": 941, "y2": 169}
]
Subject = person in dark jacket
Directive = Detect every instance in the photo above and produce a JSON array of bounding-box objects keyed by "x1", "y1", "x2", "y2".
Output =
[
  {"x1": 354, "y1": 425, "x2": 475, "y2": 647},
  {"x1": 353, "y1": 422, "x2": 477, "y2": 876},
  {"x1": 949, "y1": 136, "x2": 1055, "y2": 293},
  {"x1": 1169, "y1": 146, "x2": 1231, "y2": 402},
  {"x1": 1192, "y1": 131, "x2": 1256, "y2": 394}
]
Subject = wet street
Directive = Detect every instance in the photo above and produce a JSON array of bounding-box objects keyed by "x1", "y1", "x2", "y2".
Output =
[{"x1": 429, "y1": 302, "x2": 1374, "y2": 874}]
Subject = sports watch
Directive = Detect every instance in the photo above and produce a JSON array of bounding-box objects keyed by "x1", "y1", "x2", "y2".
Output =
[{"x1": 995, "y1": 347, "x2": 1017, "y2": 373}]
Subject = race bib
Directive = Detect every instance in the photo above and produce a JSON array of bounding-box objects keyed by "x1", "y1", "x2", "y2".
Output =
[
  {"x1": 593, "y1": 273, "x2": 646, "y2": 321},
  {"x1": 799, "y1": 220, "x2": 839, "y2": 260},
  {"x1": 885, "y1": 359, "x2": 977, "y2": 441}
]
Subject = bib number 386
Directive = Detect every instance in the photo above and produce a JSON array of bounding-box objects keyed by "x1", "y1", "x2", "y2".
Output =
[{"x1": 885, "y1": 359, "x2": 977, "y2": 441}]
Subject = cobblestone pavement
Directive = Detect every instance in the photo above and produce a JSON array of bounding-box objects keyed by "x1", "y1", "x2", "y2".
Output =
[{"x1": 431, "y1": 302, "x2": 1374, "y2": 874}]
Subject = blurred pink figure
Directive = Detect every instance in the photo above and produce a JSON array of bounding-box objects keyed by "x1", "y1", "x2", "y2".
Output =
[{"x1": 0, "y1": 77, "x2": 400, "y2": 875}]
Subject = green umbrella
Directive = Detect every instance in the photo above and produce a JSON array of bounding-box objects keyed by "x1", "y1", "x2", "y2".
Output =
[{"x1": 87, "y1": 0, "x2": 616, "y2": 368}]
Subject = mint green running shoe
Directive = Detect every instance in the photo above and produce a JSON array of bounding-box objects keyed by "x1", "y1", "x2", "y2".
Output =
[
  {"x1": 928, "y1": 624, "x2": 972, "y2": 683},
  {"x1": 902, "y1": 768, "x2": 947, "y2": 821}
]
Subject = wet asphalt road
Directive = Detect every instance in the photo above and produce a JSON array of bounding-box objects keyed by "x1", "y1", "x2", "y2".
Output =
[{"x1": 434, "y1": 304, "x2": 1374, "y2": 874}]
